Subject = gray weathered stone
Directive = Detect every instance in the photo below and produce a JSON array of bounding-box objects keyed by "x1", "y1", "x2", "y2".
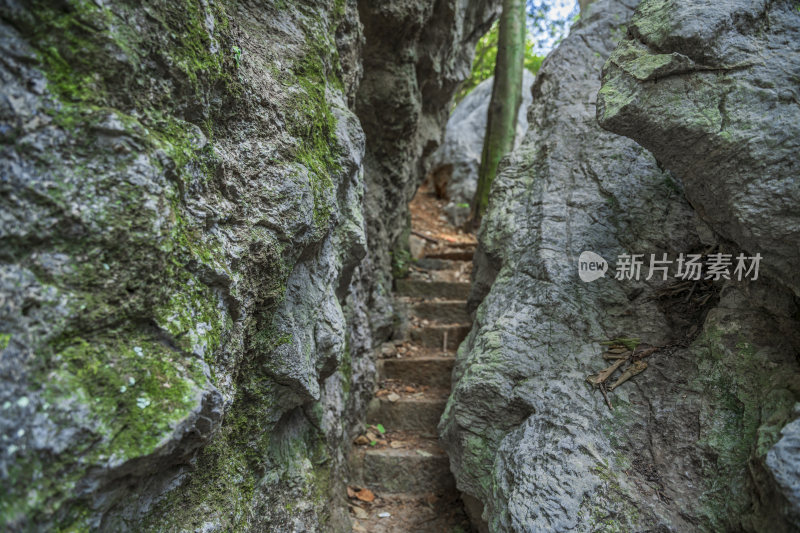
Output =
[
  {"x1": 767, "y1": 409, "x2": 800, "y2": 527},
  {"x1": 597, "y1": 0, "x2": 800, "y2": 297},
  {"x1": 0, "y1": 1, "x2": 368, "y2": 530},
  {"x1": 430, "y1": 71, "x2": 536, "y2": 226},
  {"x1": 441, "y1": 0, "x2": 800, "y2": 531},
  {"x1": 0, "y1": 0, "x2": 497, "y2": 530},
  {"x1": 356, "y1": 0, "x2": 499, "y2": 339}
]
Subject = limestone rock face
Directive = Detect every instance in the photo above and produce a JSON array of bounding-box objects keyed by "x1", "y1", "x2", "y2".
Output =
[
  {"x1": 597, "y1": 0, "x2": 800, "y2": 297},
  {"x1": 430, "y1": 71, "x2": 535, "y2": 227},
  {"x1": 356, "y1": 0, "x2": 499, "y2": 338},
  {"x1": 0, "y1": 1, "x2": 366, "y2": 530},
  {"x1": 440, "y1": 0, "x2": 800, "y2": 531},
  {"x1": 0, "y1": 0, "x2": 495, "y2": 530},
  {"x1": 768, "y1": 411, "x2": 800, "y2": 527}
]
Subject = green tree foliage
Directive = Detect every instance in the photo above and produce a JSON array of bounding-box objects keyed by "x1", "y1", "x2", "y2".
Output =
[
  {"x1": 453, "y1": 1, "x2": 579, "y2": 107},
  {"x1": 453, "y1": 22, "x2": 544, "y2": 107}
]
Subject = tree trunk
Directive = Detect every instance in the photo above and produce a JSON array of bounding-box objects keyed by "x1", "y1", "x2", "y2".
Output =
[{"x1": 470, "y1": 0, "x2": 527, "y2": 228}]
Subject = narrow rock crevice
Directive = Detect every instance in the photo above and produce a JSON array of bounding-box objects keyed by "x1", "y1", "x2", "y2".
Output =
[{"x1": 347, "y1": 183, "x2": 478, "y2": 532}]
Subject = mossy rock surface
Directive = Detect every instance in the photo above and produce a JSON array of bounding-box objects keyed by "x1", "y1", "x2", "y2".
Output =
[
  {"x1": 0, "y1": 0, "x2": 502, "y2": 528},
  {"x1": 440, "y1": 0, "x2": 800, "y2": 531},
  {"x1": 0, "y1": 0, "x2": 365, "y2": 530}
]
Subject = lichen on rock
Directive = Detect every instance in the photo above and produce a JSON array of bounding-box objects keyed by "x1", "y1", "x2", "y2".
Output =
[
  {"x1": 0, "y1": 0, "x2": 365, "y2": 529},
  {"x1": 597, "y1": 0, "x2": 800, "y2": 297},
  {"x1": 440, "y1": 0, "x2": 800, "y2": 531},
  {"x1": 0, "y1": 0, "x2": 498, "y2": 530}
]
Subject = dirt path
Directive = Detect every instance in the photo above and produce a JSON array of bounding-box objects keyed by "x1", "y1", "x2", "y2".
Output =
[{"x1": 347, "y1": 184, "x2": 477, "y2": 532}]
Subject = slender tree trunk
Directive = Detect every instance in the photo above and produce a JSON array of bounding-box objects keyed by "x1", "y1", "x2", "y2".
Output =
[{"x1": 470, "y1": 0, "x2": 527, "y2": 228}]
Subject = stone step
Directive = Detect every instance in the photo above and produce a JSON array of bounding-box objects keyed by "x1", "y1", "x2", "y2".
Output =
[
  {"x1": 415, "y1": 257, "x2": 470, "y2": 271},
  {"x1": 378, "y1": 356, "x2": 455, "y2": 388},
  {"x1": 352, "y1": 446, "x2": 455, "y2": 493},
  {"x1": 367, "y1": 396, "x2": 447, "y2": 433},
  {"x1": 395, "y1": 279, "x2": 471, "y2": 300},
  {"x1": 423, "y1": 250, "x2": 474, "y2": 261},
  {"x1": 406, "y1": 299, "x2": 470, "y2": 324},
  {"x1": 347, "y1": 491, "x2": 472, "y2": 533},
  {"x1": 410, "y1": 324, "x2": 470, "y2": 350}
]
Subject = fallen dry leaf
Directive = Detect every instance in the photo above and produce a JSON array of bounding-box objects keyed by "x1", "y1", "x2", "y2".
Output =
[
  {"x1": 609, "y1": 360, "x2": 648, "y2": 391},
  {"x1": 390, "y1": 441, "x2": 403, "y2": 449},
  {"x1": 347, "y1": 486, "x2": 358, "y2": 499},
  {"x1": 633, "y1": 346, "x2": 658, "y2": 359},
  {"x1": 351, "y1": 506, "x2": 369, "y2": 519},
  {"x1": 602, "y1": 350, "x2": 630, "y2": 360},
  {"x1": 356, "y1": 489, "x2": 375, "y2": 503},
  {"x1": 354, "y1": 435, "x2": 370, "y2": 446},
  {"x1": 586, "y1": 358, "x2": 626, "y2": 386},
  {"x1": 404, "y1": 386, "x2": 415, "y2": 393}
]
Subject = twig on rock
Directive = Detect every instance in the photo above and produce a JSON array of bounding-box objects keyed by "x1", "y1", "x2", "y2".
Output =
[
  {"x1": 411, "y1": 229, "x2": 439, "y2": 244},
  {"x1": 600, "y1": 383, "x2": 613, "y2": 410},
  {"x1": 609, "y1": 361, "x2": 648, "y2": 391}
]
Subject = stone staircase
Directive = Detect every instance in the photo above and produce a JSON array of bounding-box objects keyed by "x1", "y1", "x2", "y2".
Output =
[{"x1": 348, "y1": 255, "x2": 474, "y2": 533}]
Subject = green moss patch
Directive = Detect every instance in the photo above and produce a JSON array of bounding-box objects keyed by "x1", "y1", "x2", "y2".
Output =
[
  {"x1": 26, "y1": 0, "x2": 240, "y2": 117},
  {"x1": 286, "y1": 54, "x2": 342, "y2": 229},
  {"x1": 1, "y1": 330, "x2": 206, "y2": 527},
  {"x1": 692, "y1": 325, "x2": 799, "y2": 529},
  {"x1": 46, "y1": 333, "x2": 206, "y2": 460},
  {"x1": 3, "y1": 0, "x2": 352, "y2": 529},
  {"x1": 576, "y1": 460, "x2": 642, "y2": 532}
]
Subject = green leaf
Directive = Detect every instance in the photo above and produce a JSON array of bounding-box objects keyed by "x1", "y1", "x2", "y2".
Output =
[
  {"x1": 600, "y1": 337, "x2": 640, "y2": 351},
  {"x1": 369, "y1": 440, "x2": 377, "y2": 446},
  {"x1": 452, "y1": 19, "x2": 546, "y2": 108},
  {"x1": 376, "y1": 423, "x2": 386, "y2": 434}
]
